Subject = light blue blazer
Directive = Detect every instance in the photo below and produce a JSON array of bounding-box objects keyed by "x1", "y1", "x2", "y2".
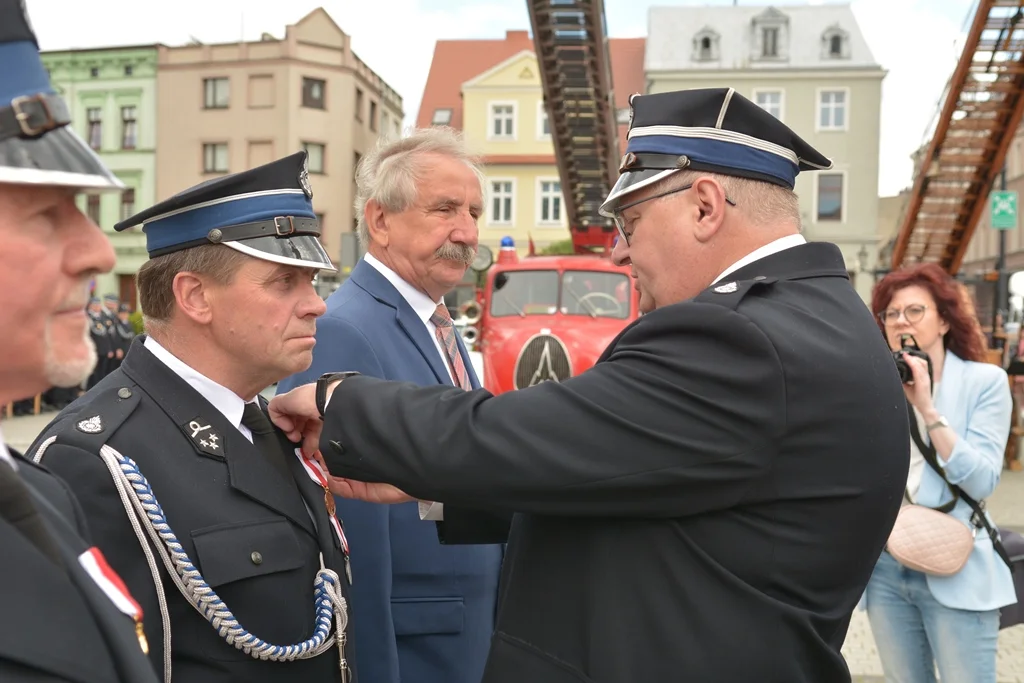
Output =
[{"x1": 871, "y1": 349, "x2": 1016, "y2": 611}]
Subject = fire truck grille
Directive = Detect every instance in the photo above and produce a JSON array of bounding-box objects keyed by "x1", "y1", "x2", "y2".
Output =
[{"x1": 513, "y1": 334, "x2": 573, "y2": 390}]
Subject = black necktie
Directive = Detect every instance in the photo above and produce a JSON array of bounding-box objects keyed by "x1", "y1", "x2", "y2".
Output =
[
  {"x1": 241, "y1": 402, "x2": 293, "y2": 480},
  {"x1": 0, "y1": 460, "x2": 66, "y2": 570}
]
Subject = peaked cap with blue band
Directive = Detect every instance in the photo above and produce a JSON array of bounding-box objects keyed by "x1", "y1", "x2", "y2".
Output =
[
  {"x1": 0, "y1": 0, "x2": 123, "y2": 191},
  {"x1": 599, "y1": 87, "x2": 832, "y2": 216},
  {"x1": 114, "y1": 150, "x2": 336, "y2": 271}
]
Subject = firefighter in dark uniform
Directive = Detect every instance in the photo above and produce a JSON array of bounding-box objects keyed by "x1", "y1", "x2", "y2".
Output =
[
  {"x1": 102, "y1": 294, "x2": 126, "y2": 371},
  {"x1": 269, "y1": 88, "x2": 910, "y2": 683},
  {"x1": 0, "y1": 0, "x2": 159, "y2": 679},
  {"x1": 28, "y1": 151, "x2": 355, "y2": 683},
  {"x1": 117, "y1": 302, "x2": 138, "y2": 349},
  {"x1": 87, "y1": 297, "x2": 113, "y2": 388}
]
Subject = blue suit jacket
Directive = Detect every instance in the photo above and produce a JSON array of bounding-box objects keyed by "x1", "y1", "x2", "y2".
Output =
[{"x1": 277, "y1": 258, "x2": 503, "y2": 683}]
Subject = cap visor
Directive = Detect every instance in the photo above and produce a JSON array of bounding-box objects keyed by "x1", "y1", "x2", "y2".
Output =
[
  {"x1": 0, "y1": 126, "x2": 124, "y2": 192},
  {"x1": 598, "y1": 169, "x2": 678, "y2": 217},
  {"x1": 225, "y1": 234, "x2": 337, "y2": 271}
]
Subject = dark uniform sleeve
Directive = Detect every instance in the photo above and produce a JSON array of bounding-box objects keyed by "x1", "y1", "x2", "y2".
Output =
[
  {"x1": 37, "y1": 439, "x2": 165, "y2": 669},
  {"x1": 320, "y1": 301, "x2": 786, "y2": 518}
]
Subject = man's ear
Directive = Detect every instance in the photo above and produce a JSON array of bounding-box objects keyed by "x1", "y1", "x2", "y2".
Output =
[
  {"x1": 364, "y1": 199, "x2": 389, "y2": 247},
  {"x1": 171, "y1": 271, "x2": 213, "y2": 325},
  {"x1": 691, "y1": 177, "x2": 728, "y2": 244}
]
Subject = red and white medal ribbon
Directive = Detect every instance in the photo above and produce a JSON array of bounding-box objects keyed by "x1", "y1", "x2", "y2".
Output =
[
  {"x1": 79, "y1": 546, "x2": 143, "y2": 620},
  {"x1": 294, "y1": 449, "x2": 349, "y2": 555}
]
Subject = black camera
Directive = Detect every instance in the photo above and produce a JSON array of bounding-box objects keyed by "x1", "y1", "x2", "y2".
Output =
[{"x1": 893, "y1": 334, "x2": 932, "y2": 385}]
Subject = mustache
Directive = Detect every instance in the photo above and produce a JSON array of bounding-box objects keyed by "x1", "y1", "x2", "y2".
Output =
[{"x1": 435, "y1": 242, "x2": 476, "y2": 265}]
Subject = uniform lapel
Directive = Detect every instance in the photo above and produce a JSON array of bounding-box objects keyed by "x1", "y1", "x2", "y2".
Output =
[
  {"x1": 276, "y1": 431, "x2": 340, "y2": 558},
  {"x1": 120, "y1": 341, "x2": 315, "y2": 538}
]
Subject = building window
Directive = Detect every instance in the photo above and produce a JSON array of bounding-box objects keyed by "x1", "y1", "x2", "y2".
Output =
[
  {"x1": 537, "y1": 102, "x2": 550, "y2": 139},
  {"x1": 303, "y1": 142, "x2": 325, "y2": 174},
  {"x1": 203, "y1": 143, "x2": 229, "y2": 173},
  {"x1": 124, "y1": 65, "x2": 133, "y2": 76},
  {"x1": 489, "y1": 180, "x2": 514, "y2": 224},
  {"x1": 89, "y1": 67, "x2": 99, "y2": 78},
  {"x1": 302, "y1": 77, "x2": 326, "y2": 109},
  {"x1": 369, "y1": 101, "x2": 377, "y2": 131},
  {"x1": 432, "y1": 108, "x2": 452, "y2": 126},
  {"x1": 203, "y1": 78, "x2": 229, "y2": 109},
  {"x1": 753, "y1": 90, "x2": 783, "y2": 120},
  {"x1": 816, "y1": 173, "x2": 844, "y2": 222},
  {"x1": 355, "y1": 88, "x2": 364, "y2": 121},
  {"x1": 120, "y1": 189, "x2": 135, "y2": 222},
  {"x1": 762, "y1": 27, "x2": 779, "y2": 57},
  {"x1": 489, "y1": 103, "x2": 515, "y2": 139},
  {"x1": 86, "y1": 195, "x2": 101, "y2": 224},
  {"x1": 86, "y1": 107, "x2": 102, "y2": 150},
  {"x1": 538, "y1": 180, "x2": 562, "y2": 224},
  {"x1": 120, "y1": 106, "x2": 137, "y2": 150},
  {"x1": 381, "y1": 111, "x2": 390, "y2": 135},
  {"x1": 692, "y1": 28, "x2": 720, "y2": 61},
  {"x1": 818, "y1": 90, "x2": 848, "y2": 130},
  {"x1": 821, "y1": 26, "x2": 849, "y2": 60}
]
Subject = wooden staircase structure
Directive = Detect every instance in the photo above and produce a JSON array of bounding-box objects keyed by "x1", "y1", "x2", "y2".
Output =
[
  {"x1": 526, "y1": 0, "x2": 620, "y2": 254},
  {"x1": 891, "y1": 0, "x2": 1024, "y2": 273}
]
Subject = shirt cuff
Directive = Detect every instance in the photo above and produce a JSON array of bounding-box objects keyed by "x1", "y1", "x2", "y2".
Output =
[{"x1": 418, "y1": 501, "x2": 444, "y2": 521}]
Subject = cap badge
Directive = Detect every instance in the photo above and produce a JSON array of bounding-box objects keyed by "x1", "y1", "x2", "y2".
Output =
[{"x1": 299, "y1": 156, "x2": 313, "y2": 199}]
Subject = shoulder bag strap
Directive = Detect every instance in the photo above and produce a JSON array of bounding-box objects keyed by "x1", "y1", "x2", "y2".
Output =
[{"x1": 907, "y1": 400, "x2": 1012, "y2": 568}]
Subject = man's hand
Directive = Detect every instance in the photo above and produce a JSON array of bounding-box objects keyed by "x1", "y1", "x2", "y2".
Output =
[
  {"x1": 268, "y1": 382, "x2": 323, "y2": 456},
  {"x1": 309, "y1": 451, "x2": 414, "y2": 504}
]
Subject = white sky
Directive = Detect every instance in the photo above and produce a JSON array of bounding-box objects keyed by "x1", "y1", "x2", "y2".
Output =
[{"x1": 24, "y1": 0, "x2": 973, "y2": 197}]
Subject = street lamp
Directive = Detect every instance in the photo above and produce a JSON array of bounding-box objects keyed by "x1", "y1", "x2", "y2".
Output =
[{"x1": 856, "y1": 244, "x2": 870, "y2": 273}]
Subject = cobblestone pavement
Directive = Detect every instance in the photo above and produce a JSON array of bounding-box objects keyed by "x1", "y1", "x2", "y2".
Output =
[{"x1": 4, "y1": 408, "x2": 1023, "y2": 680}]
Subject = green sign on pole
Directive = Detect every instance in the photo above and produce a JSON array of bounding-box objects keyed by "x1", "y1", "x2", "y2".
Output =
[{"x1": 991, "y1": 190, "x2": 1018, "y2": 230}]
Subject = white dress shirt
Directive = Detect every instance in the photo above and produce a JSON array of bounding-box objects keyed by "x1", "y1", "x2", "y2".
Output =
[
  {"x1": 143, "y1": 336, "x2": 259, "y2": 444},
  {"x1": 362, "y1": 253, "x2": 457, "y2": 520}
]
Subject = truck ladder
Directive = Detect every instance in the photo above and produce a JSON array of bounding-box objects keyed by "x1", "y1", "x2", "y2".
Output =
[
  {"x1": 527, "y1": 0, "x2": 620, "y2": 253},
  {"x1": 892, "y1": 0, "x2": 1024, "y2": 272}
]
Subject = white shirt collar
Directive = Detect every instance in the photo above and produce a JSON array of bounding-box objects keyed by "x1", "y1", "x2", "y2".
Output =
[
  {"x1": 363, "y1": 252, "x2": 444, "y2": 324},
  {"x1": 712, "y1": 234, "x2": 806, "y2": 285},
  {"x1": 143, "y1": 336, "x2": 255, "y2": 432},
  {"x1": 0, "y1": 427, "x2": 16, "y2": 470}
]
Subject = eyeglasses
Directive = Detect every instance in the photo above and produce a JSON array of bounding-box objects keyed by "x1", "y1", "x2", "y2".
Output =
[
  {"x1": 612, "y1": 183, "x2": 737, "y2": 246},
  {"x1": 879, "y1": 304, "x2": 929, "y2": 325}
]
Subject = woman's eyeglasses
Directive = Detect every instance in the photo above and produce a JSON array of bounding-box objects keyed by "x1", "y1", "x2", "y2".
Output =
[{"x1": 879, "y1": 304, "x2": 928, "y2": 325}]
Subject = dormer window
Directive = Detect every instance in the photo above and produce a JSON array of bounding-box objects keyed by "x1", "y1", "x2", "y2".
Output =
[
  {"x1": 692, "y1": 27, "x2": 720, "y2": 62},
  {"x1": 432, "y1": 108, "x2": 452, "y2": 126},
  {"x1": 821, "y1": 25, "x2": 850, "y2": 60},
  {"x1": 751, "y1": 8, "x2": 789, "y2": 62}
]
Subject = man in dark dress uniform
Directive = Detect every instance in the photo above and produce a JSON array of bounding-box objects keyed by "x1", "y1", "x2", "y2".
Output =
[
  {"x1": 102, "y1": 294, "x2": 127, "y2": 371},
  {"x1": 29, "y1": 151, "x2": 355, "y2": 683},
  {"x1": 0, "y1": 0, "x2": 160, "y2": 680},
  {"x1": 86, "y1": 296, "x2": 113, "y2": 388},
  {"x1": 270, "y1": 89, "x2": 910, "y2": 683}
]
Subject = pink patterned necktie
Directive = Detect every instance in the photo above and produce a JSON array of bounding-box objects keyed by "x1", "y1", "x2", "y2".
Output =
[{"x1": 430, "y1": 303, "x2": 471, "y2": 390}]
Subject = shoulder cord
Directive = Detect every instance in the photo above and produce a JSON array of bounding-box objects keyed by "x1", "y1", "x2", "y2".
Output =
[{"x1": 33, "y1": 437, "x2": 349, "y2": 683}]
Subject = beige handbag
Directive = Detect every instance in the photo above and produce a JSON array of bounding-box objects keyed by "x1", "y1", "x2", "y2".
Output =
[
  {"x1": 886, "y1": 404, "x2": 977, "y2": 576},
  {"x1": 886, "y1": 504, "x2": 975, "y2": 576}
]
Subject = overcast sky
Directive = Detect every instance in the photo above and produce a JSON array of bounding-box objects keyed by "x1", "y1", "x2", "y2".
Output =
[{"x1": 25, "y1": 0, "x2": 972, "y2": 197}]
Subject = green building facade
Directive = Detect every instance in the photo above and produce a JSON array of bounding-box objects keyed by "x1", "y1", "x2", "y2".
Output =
[{"x1": 41, "y1": 45, "x2": 158, "y2": 310}]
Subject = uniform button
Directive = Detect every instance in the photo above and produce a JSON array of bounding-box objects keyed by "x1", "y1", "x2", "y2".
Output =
[
  {"x1": 118, "y1": 387, "x2": 132, "y2": 399},
  {"x1": 250, "y1": 551, "x2": 263, "y2": 565},
  {"x1": 330, "y1": 440, "x2": 345, "y2": 454}
]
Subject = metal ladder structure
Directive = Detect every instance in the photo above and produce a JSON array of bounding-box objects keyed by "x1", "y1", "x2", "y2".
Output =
[
  {"x1": 526, "y1": 0, "x2": 620, "y2": 254},
  {"x1": 891, "y1": 0, "x2": 1024, "y2": 272}
]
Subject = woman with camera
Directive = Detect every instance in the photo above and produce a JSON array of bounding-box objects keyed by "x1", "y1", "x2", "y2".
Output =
[{"x1": 865, "y1": 263, "x2": 1015, "y2": 683}]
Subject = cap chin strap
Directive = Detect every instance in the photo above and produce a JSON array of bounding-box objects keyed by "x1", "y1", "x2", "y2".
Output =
[{"x1": 32, "y1": 436, "x2": 351, "y2": 683}]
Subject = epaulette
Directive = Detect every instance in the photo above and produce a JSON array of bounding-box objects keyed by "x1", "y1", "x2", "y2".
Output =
[
  {"x1": 49, "y1": 383, "x2": 142, "y2": 454},
  {"x1": 693, "y1": 275, "x2": 779, "y2": 311}
]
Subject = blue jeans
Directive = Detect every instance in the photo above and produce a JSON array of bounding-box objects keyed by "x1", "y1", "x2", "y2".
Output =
[{"x1": 865, "y1": 551, "x2": 1000, "y2": 683}]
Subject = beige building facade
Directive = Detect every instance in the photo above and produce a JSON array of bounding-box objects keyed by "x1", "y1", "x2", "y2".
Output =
[
  {"x1": 156, "y1": 8, "x2": 402, "y2": 279},
  {"x1": 645, "y1": 4, "x2": 885, "y2": 301}
]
